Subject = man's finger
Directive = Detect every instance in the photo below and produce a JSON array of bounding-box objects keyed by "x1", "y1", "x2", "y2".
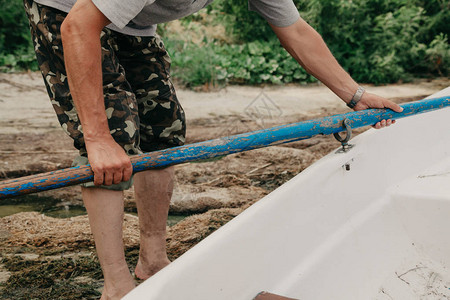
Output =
[
  {"x1": 113, "y1": 171, "x2": 123, "y2": 184},
  {"x1": 123, "y1": 164, "x2": 133, "y2": 182},
  {"x1": 384, "y1": 100, "x2": 403, "y2": 113},
  {"x1": 104, "y1": 171, "x2": 113, "y2": 186},
  {"x1": 93, "y1": 168, "x2": 104, "y2": 186}
]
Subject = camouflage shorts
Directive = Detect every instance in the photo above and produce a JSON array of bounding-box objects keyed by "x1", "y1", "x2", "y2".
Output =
[{"x1": 24, "y1": 0, "x2": 186, "y2": 190}]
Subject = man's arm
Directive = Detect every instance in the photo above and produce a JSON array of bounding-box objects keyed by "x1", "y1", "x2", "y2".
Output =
[
  {"x1": 271, "y1": 18, "x2": 403, "y2": 128},
  {"x1": 61, "y1": 0, "x2": 132, "y2": 185}
]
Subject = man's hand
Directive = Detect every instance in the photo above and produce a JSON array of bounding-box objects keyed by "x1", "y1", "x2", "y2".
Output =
[
  {"x1": 353, "y1": 93, "x2": 403, "y2": 129},
  {"x1": 85, "y1": 137, "x2": 133, "y2": 186}
]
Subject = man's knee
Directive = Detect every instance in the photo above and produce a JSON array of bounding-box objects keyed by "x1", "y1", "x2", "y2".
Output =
[{"x1": 134, "y1": 167, "x2": 175, "y2": 194}]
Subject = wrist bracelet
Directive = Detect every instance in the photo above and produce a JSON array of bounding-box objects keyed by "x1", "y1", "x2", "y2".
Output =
[{"x1": 347, "y1": 86, "x2": 365, "y2": 109}]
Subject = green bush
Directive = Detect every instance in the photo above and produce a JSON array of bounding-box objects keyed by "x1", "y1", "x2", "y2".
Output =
[
  {"x1": 211, "y1": 0, "x2": 449, "y2": 84},
  {"x1": 0, "y1": 0, "x2": 37, "y2": 71},
  {"x1": 1, "y1": 0, "x2": 448, "y2": 86},
  {"x1": 166, "y1": 38, "x2": 316, "y2": 86},
  {"x1": 211, "y1": 0, "x2": 279, "y2": 42},
  {"x1": 425, "y1": 33, "x2": 450, "y2": 76},
  {"x1": 302, "y1": 0, "x2": 449, "y2": 83}
]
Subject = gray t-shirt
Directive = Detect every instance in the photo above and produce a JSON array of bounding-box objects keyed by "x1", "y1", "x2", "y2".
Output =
[{"x1": 34, "y1": 0, "x2": 300, "y2": 37}]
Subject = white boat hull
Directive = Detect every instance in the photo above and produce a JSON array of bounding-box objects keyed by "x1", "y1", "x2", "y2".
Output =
[{"x1": 124, "y1": 88, "x2": 450, "y2": 300}]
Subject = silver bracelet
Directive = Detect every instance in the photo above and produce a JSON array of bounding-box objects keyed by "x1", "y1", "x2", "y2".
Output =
[{"x1": 347, "y1": 86, "x2": 365, "y2": 109}]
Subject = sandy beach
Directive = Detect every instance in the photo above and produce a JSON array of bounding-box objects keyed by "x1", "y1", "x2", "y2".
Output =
[{"x1": 0, "y1": 72, "x2": 448, "y2": 299}]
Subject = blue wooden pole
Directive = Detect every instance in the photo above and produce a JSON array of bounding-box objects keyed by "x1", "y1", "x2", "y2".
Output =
[{"x1": 1, "y1": 96, "x2": 449, "y2": 199}]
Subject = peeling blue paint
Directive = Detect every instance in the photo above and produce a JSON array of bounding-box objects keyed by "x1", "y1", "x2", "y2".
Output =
[{"x1": 0, "y1": 96, "x2": 449, "y2": 199}]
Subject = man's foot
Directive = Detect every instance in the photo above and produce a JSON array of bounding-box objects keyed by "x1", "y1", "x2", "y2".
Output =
[
  {"x1": 134, "y1": 258, "x2": 171, "y2": 280},
  {"x1": 100, "y1": 282, "x2": 135, "y2": 300},
  {"x1": 99, "y1": 264, "x2": 136, "y2": 300}
]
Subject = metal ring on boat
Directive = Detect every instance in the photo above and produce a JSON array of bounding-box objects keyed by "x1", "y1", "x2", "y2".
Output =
[
  {"x1": 334, "y1": 118, "x2": 355, "y2": 154},
  {"x1": 333, "y1": 118, "x2": 352, "y2": 144}
]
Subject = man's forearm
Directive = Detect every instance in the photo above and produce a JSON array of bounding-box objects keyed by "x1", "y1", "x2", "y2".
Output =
[
  {"x1": 61, "y1": 0, "x2": 134, "y2": 186},
  {"x1": 61, "y1": 0, "x2": 111, "y2": 141},
  {"x1": 271, "y1": 18, "x2": 359, "y2": 103}
]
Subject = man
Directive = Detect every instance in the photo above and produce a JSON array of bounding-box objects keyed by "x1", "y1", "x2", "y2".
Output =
[{"x1": 24, "y1": 0, "x2": 402, "y2": 299}]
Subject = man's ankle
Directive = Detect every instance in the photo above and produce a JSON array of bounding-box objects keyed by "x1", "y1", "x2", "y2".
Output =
[{"x1": 135, "y1": 257, "x2": 171, "y2": 280}]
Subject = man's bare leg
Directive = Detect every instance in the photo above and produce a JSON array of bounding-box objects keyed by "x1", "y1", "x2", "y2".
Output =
[
  {"x1": 82, "y1": 187, "x2": 135, "y2": 300},
  {"x1": 133, "y1": 167, "x2": 174, "y2": 280}
]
